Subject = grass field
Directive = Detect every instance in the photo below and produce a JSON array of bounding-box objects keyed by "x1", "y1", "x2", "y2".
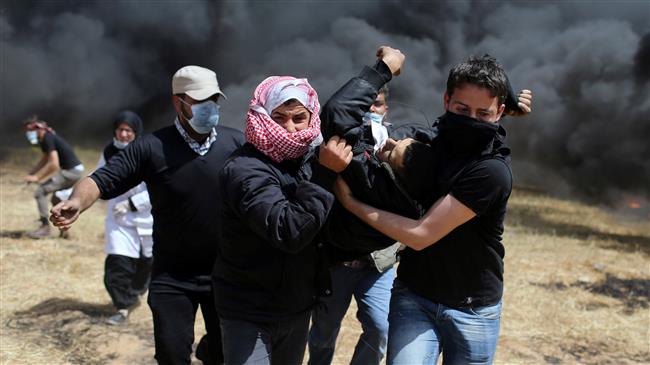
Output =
[{"x1": 1, "y1": 146, "x2": 648, "y2": 364}]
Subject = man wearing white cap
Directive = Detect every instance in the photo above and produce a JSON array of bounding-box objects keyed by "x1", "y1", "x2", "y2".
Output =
[{"x1": 50, "y1": 65, "x2": 245, "y2": 364}]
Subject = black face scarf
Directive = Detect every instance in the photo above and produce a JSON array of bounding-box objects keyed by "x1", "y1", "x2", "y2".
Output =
[
  {"x1": 428, "y1": 111, "x2": 502, "y2": 199},
  {"x1": 437, "y1": 111, "x2": 500, "y2": 155}
]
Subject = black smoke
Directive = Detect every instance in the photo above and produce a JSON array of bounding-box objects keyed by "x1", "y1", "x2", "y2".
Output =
[{"x1": 1, "y1": 0, "x2": 648, "y2": 203}]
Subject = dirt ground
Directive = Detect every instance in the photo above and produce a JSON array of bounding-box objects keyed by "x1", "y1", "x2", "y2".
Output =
[{"x1": 1, "y1": 147, "x2": 649, "y2": 364}]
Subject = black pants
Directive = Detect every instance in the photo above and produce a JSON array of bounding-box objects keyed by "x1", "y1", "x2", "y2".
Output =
[
  {"x1": 104, "y1": 254, "x2": 153, "y2": 310},
  {"x1": 147, "y1": 272, "x2": 223, "y2": 365},
  {"x1": 220, "y1": 312, "x2": 311, "y2": 365}
]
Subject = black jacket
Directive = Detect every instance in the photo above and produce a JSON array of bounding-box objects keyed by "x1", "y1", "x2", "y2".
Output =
[
  {"x1": 319, "y1": 62, "x2": 425, "y2": 256},
  {"x1": 91, "y1": 124, "x2": 245, "y2": 276},
  {"x1": 212, "y1": 143, "x2": 336, "y2": 323}
]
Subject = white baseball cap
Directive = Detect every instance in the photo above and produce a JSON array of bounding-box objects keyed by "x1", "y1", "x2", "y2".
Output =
[{"x1": 172, "y1": 65, "x2": 227, "y2": 100}]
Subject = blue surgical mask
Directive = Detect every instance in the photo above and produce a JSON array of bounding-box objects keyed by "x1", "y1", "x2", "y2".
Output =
[
  {"x1": 363, "y1": 112, "x2": 388, "y2": 152},
  {"x1": 179, "y1": 98, "x2": 220, "y2": 134},
  {"x1": 113, "y1": 137, "x2": 129, "y2": 150},
  {"x1": 25, "y1": 131, "x2": 38, "y2": 145},
  {"x1": 363, "y1": 112, "x2": 385, "y2": 125}
]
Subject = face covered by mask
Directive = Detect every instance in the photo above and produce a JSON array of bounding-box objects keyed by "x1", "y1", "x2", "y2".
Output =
[
  {"x1": 112, "y1": 137, "x2": 129, "y2": 150},
  {"x1": 363, "y1": 112, "x2": 389, "y2": 152},
  {"x1": 437, "y1": 111, "x2": 499, "y2": 154},
  {"x1": 25, "y1": 130, "x2": 39, "y2": 145},
  {"x1": 179, "y1": 98, "x2": 220, "y2": 134}
]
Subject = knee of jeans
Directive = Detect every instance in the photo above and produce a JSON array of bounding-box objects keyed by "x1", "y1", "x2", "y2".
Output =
[{"x1": 358, "y1": 311, "x2": 389, "y2": 339}]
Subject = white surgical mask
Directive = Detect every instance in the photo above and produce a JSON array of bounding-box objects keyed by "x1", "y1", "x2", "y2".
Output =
[
  {"x1": 179, "y1": 98, "x2": 220, "y2": 134},
  {"x1": 25, "y1": 131, "x2": 38, "y2": 145},
  {"x1": 113, "y1": 137, "x2": 129, "y2": 150},
  {"x1": 363, "y1": 112, "x2": 388, "y2": 152}
]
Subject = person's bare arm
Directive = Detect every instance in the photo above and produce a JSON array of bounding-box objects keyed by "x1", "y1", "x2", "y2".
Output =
[
  {"x1": 334, "y1": 176, "x2": 476, "y2": 250},
  {"x1": 49, "y1": 177, "x2": 101, "y2": 230},
  {"x1": 28, "y1": 154, "x2": 48, "y2": 175},
  {"x1": 25, "y1": 151, "x2": 60, "y2": 182},
  {"x1": 37, "y1": 151, "x2": 60, "y2": 178}
]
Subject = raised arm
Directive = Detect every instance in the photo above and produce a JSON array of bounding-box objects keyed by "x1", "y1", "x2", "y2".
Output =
[{"x1": 320, "y1": 46, "x2": 404, "y2": 144}]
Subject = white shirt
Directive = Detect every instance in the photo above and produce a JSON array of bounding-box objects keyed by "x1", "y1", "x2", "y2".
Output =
[{"x1": 96, "y1": 155, "x2": 154, "y2": 258}]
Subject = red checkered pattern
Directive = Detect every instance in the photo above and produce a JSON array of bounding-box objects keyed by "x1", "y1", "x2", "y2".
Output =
[
  {"x1": 245, "y1": 76, "x2": 321, "y2": 163},
  {"x1": 24, "y1": 118, "x2": 56, "y2": 134}
]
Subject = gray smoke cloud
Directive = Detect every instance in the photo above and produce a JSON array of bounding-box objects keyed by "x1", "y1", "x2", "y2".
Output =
[{"x1": 1, "y1": 0, "x2": 648, "y2": 204}]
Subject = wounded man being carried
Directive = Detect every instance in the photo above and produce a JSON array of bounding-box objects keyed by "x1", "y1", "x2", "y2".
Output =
[{"x1": 319, "y1": 50, "x2": 527, "y2": 257}]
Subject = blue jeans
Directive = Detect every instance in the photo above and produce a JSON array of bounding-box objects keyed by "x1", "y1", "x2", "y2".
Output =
[
  {"x1": 308, "y1": 264, "x2": 395, "y2": 365},
  {"x1": 387, "y1": 280, "x2": 502, "y2": 365}
]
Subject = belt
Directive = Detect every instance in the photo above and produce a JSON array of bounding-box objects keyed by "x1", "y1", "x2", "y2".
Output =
[{"x1": 342, "y1": 254, "x2": 373, "y2": 269}]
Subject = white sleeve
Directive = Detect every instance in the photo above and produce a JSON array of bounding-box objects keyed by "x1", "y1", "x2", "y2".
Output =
[{"x1": 129, "y1": 186, "x2": 151, "y2": 211}]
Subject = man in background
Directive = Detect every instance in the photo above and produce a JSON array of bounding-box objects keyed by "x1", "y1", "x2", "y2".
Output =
[
  {"x1": 50, "y1": 66, "x2": 244, "y2": 364},
  {"x1": 23, "y1": 116, "x2": 84, "y2": 239}
]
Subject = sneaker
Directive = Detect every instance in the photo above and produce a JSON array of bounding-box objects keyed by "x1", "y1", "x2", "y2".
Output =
[
  {"x1": 106, "y1": 309, "x2": 129, "y2": 326},
  {"x1": 27, "y1": 225, "x2": 51, "y2": 239}
]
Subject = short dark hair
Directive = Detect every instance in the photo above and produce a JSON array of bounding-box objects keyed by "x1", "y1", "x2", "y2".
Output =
[
  {"x1": 394, "y1": 140, "x2": 435, "y2": 199},
  {"x1": 446, "y1": 55, "x2": 508, "y2": 104},
  {"x1": 378, "y1": 84, "x2": 389, "y2": 100}
]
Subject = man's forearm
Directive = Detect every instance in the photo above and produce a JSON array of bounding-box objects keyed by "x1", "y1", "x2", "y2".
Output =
[
  {"x1": 70, "y1": 177, "x2": 101, "y2": 213},
  {"x1": 28, "y1": 156, "x2": 48, "y2": 175},
  {"x1": 344, "y1": 196, "x2": 431, "y2": 250},
  {"x1": 34, "y1": 162, "x2": 57, "y2": 180},
  {"x1": 341, "y1": 193, "x2": 476, "y2": 251}
]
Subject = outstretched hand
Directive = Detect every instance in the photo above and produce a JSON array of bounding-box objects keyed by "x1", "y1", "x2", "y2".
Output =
[{"x1": 50, "y1": 198, "x2": 82, "y2": 231}]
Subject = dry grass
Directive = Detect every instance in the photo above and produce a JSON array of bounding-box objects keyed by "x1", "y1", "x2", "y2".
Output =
[{"x1": 1, "y1": 146, "x2": 649, "y2": 365}]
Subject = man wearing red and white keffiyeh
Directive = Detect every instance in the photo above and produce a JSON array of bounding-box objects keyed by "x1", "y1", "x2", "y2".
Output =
[
  {"x1": 245, "y1": 76, "x2": 322, "y2": 162},
  {"x1": 213, "y1": 76, "x2": 353, "y2": 364}
]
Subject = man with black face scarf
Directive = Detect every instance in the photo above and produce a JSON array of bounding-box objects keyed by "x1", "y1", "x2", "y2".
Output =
[
  {"x1": 334, "y1": 55, "x2": 524, "y2": 364},
  {"x1": 50, "y1": 66, "x2": 245, "y2": 365},
  {"x1": 97, "y1": 110, "x2": 153, "y2": 326}
]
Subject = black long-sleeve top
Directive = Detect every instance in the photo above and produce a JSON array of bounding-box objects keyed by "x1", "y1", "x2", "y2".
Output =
[
  {"x1": 90, "y1": 124, "x2": 245, "y2": 276},
  {"x1": 212, "y1": 143, "x2": 336, "y2": 323},
  {"x1": 319, "y1": 62, "x2": 426, "y2": 256}
]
